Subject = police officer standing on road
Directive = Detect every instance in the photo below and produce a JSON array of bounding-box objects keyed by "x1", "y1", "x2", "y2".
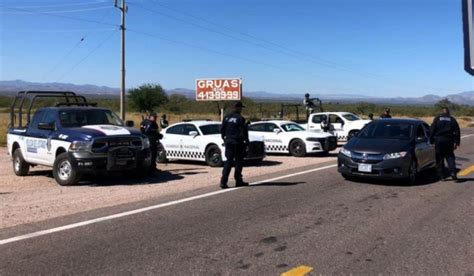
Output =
[
  {"x1": 380, "y1": 108, "x2": 392, "y2": 118},
  {"x1": 140, "y1": 112, "x2": 161, "y2": 173},
  {"x1": 160, "y1": 114, "x2": 169, "y2": 129},
  {"x1": 220, "y1": 101, "x2": 249, "y2": 189},
  {"x1": 430, "y1": 107, "x2": 461, "y2": 181}
]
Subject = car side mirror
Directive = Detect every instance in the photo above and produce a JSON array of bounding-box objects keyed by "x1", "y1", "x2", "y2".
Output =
[
  {"x1": 273, "y1": 128, "x2": 281, "y2": 134},
  {"x1": 189, "y1": 131, "x2": 199, "y2": 137},
  {"x1": 38, "y1": 122, "x2": 55, "y2": 131},
  {"x1": 125, "y1": 120, "x2": 135, "y2": 127},
  {"x1": 416, "y1": 137, "x2": 428, "y2": 143}
]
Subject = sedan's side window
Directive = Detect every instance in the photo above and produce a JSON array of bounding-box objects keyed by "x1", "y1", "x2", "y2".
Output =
[
  {"x1": 167, "y1": 125, "x2": 184, "y2": 135},
  {"x1": 249, "y1": 124, "x2": 265, "y2": 132},
  {"x1": 264, "y1": 123, "x2": 279, "y2": 132},
  {"x1": 422, "y1": 123, "x2": 430, "y2": 137},
  {"x1": 416, "y1": 125, "x2": 426, "y2": 139},
  {"x1": 182, "y1": 124, "x2": 199, "y2": 136}
]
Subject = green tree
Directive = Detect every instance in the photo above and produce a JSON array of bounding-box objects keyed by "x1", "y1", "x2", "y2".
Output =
[
  {"x1": 166, "y1": 94, "x2": 189, "y2": 114},
  {"x1": 128, "y1": 83, "x2": 168, "y2": 112},
  {"x1": 434, "y1": 98, "x2": 460, "y2": 113}
]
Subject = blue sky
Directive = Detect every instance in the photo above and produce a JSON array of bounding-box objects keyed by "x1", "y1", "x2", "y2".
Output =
[{"x1": 0, "y1": 0, "x2": 473, "y2": 97}]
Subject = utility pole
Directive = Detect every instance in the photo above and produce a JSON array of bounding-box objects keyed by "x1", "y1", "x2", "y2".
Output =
[{"x1": 115, "y1": 0, "x2": 127, "y2": 120}]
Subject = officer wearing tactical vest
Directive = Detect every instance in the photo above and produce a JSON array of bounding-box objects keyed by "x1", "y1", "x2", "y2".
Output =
[
  {"x1": 140, "y1": 112, "x2": 162, "y2": 173},
  {"x1": 429, "y1": 107, "x2": 461, "y2": 181},
  {"x1": 220, "y1": 101, "x2": 249, "y2": 189}
]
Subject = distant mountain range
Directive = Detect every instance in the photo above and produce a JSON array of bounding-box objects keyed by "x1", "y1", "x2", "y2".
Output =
[{"x1": 1, "y1": 80, "x2": 473, "y2": 106}]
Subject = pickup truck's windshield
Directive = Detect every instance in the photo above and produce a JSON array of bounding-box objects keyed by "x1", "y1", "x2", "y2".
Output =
[
  {"x1": 342, "y1": 113, "x2": 361, "y2": 121},
  {"x1": 59, "y1": 109, "x2": 123, "y2": 128},
  {"x1": 281, "y1": 123, "x2": 305, "y2": 132}
]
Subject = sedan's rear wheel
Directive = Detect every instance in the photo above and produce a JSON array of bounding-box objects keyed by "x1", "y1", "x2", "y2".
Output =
[{"x1": 205, "y1": 145, "x2": 223, "y2": 167}]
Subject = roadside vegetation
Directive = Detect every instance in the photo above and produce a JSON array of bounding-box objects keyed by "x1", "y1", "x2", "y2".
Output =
[{"x1": 1, "y1": 86, "x2": 473, "y2": 146}]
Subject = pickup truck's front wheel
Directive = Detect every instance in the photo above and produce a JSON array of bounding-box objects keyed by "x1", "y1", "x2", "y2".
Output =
[
  {"x1": 53, "y1": 153, "x2": 81, "y2": 186},
  {"x1": 13, "y1": 148, "x2": 30, "y2": 176}
]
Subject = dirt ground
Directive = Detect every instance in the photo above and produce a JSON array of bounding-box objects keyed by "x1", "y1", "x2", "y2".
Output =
[{"x1": 0, "y1": 147, "x2": 338, "y2": 229}]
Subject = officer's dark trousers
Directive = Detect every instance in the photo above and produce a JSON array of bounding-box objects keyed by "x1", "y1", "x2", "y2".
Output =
[
  {"x1": 221, "y1": 141, "x2": 245, "y2": 185},
  {"x1": 435, "y1": 139, "x2": 456, "y2": 177},
  {"x1": 150, "y1": 143, "x2": 158, "y2": 170}
]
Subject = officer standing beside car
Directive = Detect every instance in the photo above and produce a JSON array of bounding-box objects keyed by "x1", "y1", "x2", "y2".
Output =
[
  {"x1": 160, "y1": 114, "x2": 169, "y2": 129},
  {"x1": 430, "y1": 107, "x2": 461, "y2": 181},
  {"x1": 140, "y1": 112, "x2": 162, "y2": 173},
  {"x1": 220, "y1": 101, "x2": 249, "y2": 189},
  {"x1": 380, "y1": 107, "x2": 392, "y2": 118}
]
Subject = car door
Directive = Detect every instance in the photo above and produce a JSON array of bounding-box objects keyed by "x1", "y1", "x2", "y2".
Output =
[
  {"x1": 263, "y1": 123, "x2": 286, "y2": 152},
  {"x1": 422, "y1": 123, "x2": 436, "y2": 167},
  {"x1": 329, "y1": 114, "x2": 344, "y2": 133},
  {"x1": 24, "y1": 110, "x2": 47, "y2": 164},
  {"x1": 308, "y1": 114, "x2": 325, "y2": 131},
  {"x1": 414, "y1": 123, "x2": 430, "y2": 169},
  {"x1": 39, "y1": 109, "x2": 58, "y2": 164},
  {"x1": 179, "y1": 124, "x2": 201, "y2": 160},
  {"x1": 162, "y1": 124, "x2": 185, "y2": 159}
]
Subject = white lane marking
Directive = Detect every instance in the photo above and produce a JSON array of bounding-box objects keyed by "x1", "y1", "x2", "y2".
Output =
[
  {"x1": 0, "y1": 164, "x2": 338, "y2": 245},
  {"x1": 461, "y1": 134, "x2": 474, "y2": 139}
]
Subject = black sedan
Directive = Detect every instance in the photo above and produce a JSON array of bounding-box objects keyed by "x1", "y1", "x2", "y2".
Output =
[{"x1": 338, "y1": 118, "x2": 436, "y2": 183}]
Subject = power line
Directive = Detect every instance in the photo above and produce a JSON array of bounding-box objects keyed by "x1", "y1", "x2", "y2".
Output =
[
  {"x1": 142, "y1": 1, "x2": 459, "y2": 94},
  {"x1": 127, "y1": 28, "x2": 363, "y2": 94},
  {"x1": 138, "y1": 1, "x2": 382, "y2": 80},
  {"x1": 7, "y1": 1, "x2": 110, "y2": 9},
  {"x1": 1, "y1": 6, "x2": 113, "y2": 14},
  {"x1": 42, "y1": 36, "x2": 88, "y2": 80},
  {"x1": 56, "y1": 31, "x2": 117, "y2": 82},
  {"x1": 0, "y1": 4, "x2": 118, "y2": 27}
]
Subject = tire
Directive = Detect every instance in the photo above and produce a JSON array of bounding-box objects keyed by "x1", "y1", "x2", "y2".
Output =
[
  {"x1": 13, "y1": 148, "x2": 30, "y2": 176},
  {"x1": 53, "y1": 152, "x2": 81, "y2": 186},
  {"x1": 157, "y1": 144, "x2": 168, "y2": 163},
  {"x1": 406, "y1": 159, "x2": 418, "y2": 185},
  {"x1": 289, "y1": 139, "x2": 307, "y2": 157},
  {"x1": 348, "y1": 130, "x2": 359, "y2": 140},
  {"x1": 205, "y1": 145, "x2": 223, "y2": 167}
]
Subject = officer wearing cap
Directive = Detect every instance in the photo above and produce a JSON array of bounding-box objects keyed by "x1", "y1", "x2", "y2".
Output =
[
  {"x1": 380, "y1": 108, "x2": 392, "y2": 118},
  {"x1": 430, "y1": 107, "x2": 461, "y2": 181},
  {"x1": 140, "y1": 112, "x2": 161, "y2": 173},
  {"x1": 220, "y1": 101, "x2": 249, "y2": 189}
]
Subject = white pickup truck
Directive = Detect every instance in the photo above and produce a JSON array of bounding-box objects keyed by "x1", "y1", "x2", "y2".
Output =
[{"x1": 303, "y1": 112, "x2": 371, "y2": 142}]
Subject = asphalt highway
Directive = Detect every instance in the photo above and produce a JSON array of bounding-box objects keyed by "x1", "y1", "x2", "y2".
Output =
[{"x1": 1, "y1": 131, "x2": 473, "y2": 275}]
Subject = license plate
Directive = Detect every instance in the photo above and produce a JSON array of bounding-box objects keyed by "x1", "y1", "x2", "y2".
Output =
[{"x1": 358, "y1": 164, "x2": 372, "y2": 172}]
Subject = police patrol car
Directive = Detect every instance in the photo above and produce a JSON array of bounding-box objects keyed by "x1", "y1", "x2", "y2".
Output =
[
  {"x1": 304, "y1": 112, "x2": 371, "y2": 142},
  {"x1": 158, "y1": 121, "x2": 265, "y2": 167},
  {"x1": 248, "y1": 120, "x2": 337, "y2": 157},
  {"x1": 7, "y1": 91, "x2": 152, "y2": 186}
]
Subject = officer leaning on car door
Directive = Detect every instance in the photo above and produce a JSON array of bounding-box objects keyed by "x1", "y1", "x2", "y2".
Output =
[
  {"x1": 429, "y1": 107, "x2": 461, "y2": 181},
  {"x1": 220, "y1": 101, "x2": 249, "y2": 189}
]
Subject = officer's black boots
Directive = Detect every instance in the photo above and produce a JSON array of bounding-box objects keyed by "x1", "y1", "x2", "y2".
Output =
[
  {"x1": 220, "y1": 183, "x2": 229, "y2": 189},
  {"x1": 236, "y1": 181, "x2": 249, "y2": 187}
]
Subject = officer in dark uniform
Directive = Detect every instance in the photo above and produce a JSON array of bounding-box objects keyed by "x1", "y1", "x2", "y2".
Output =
[
  {"x1": 140, "y1": 112, "x2": 161, "y2": 173},
  {"x1": 380, "y1": 108, "x2": 392, "y2": 118},
  {"x1": 220, "y1": 101, "x2": 249, "y2": 189},
  {"x1": 430, "y1": 107, "x2": 461, "y2": 181},
  {"x1": 160, "y1": 114, "x2": 169, "y2": 129},
  {"x1": 368, "y1": 113, "x2": 374, "y2": 120}
]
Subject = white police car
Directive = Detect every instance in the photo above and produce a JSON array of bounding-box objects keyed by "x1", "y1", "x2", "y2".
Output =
[
  {"x1": 158, "y1": 121, "x2": 265, "y2": 167},
  {"x1": 248, "y1": 120, "x2": 337, "y2": 157}
]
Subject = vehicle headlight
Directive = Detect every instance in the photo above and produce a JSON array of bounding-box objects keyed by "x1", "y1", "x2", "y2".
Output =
[
  {"x1": 69, "y1": 141, "x2": 92, "y2": 152},
  {"x1": 306, "y1": 137, "x2": 321, "y2": 142},
  {"x1": 340, "y1": 147, "x2": 352, "y2": 157},
  {"x1": 383, "y1": 151, "x2": 408, "y2": 160},
  {"x1": 142, "y1": 137, "x2": 150, "y2": 149}
]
